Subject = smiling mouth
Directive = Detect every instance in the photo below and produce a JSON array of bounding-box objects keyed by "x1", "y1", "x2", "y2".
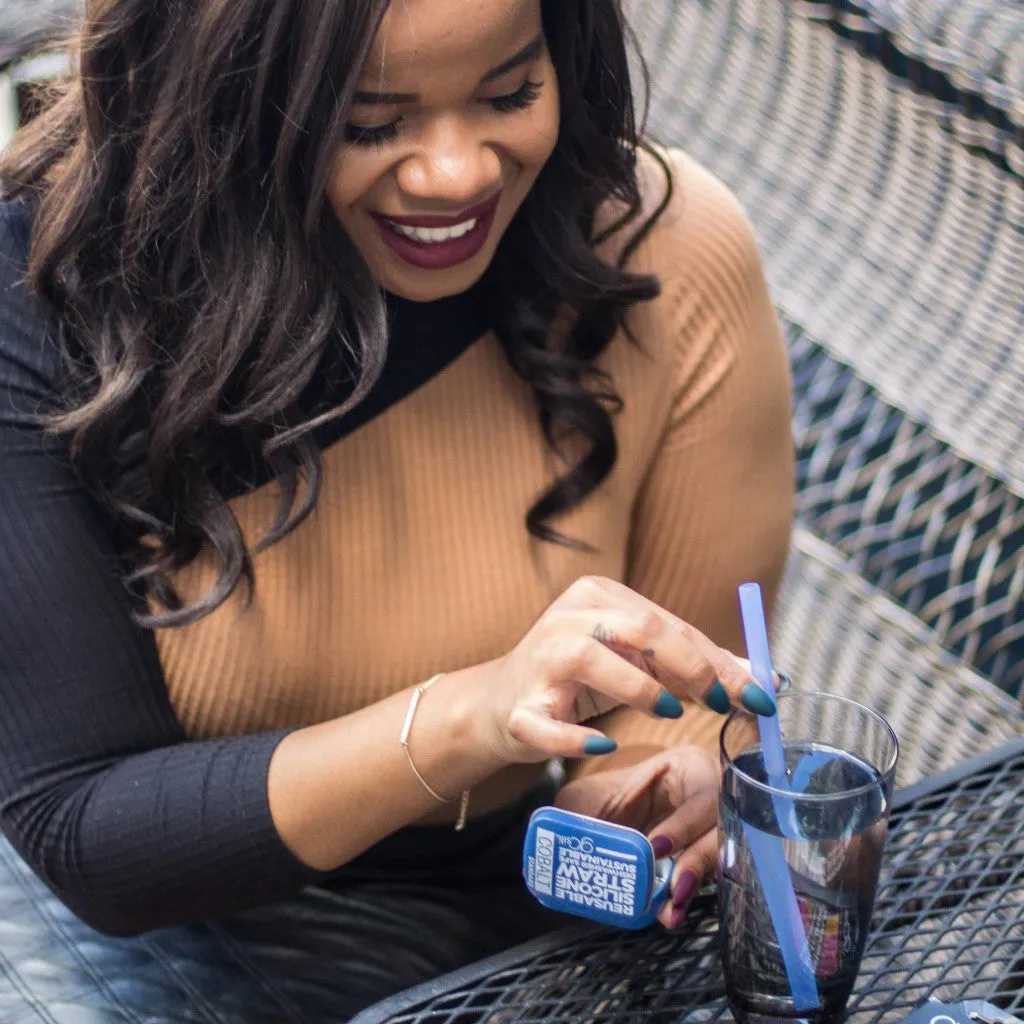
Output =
[
  {"x1": 383, "y1": 218, "x2": 480, "y2": 243},
  {"x1": 371, "y1": 193, "x2": 503, "y2": 271}
]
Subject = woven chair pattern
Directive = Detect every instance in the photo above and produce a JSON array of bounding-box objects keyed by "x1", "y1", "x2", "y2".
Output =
[
  {"x1": 787, "y1": 0, "x2": 1024, "y2": 172},
  {"x1": 626, "y1": 0, "x2": 1024, "y2": 720},
  {"x1": 629, "y1": 0, "x2": 1024, "y2": 494},
  {"x1": 789, "y1": 323, "x2": 1024, "y2": 694},
  {"x1": 0, "y1": 0, "x2": 79, "y2": 66},
  {"x1": 774, "y1": 525, "x2": 1022, "y2": 786}
]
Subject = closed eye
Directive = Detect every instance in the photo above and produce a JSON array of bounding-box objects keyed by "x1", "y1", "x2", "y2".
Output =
[
  {"x1": 344, "y1": 119, "x2": 402, "y2": 147},
  {"x1": 345, "y1": 78, "x2": 543, "y2": 147},
  {"x1": 485, "y1": 79, "x2": 543, "y2": 114}
]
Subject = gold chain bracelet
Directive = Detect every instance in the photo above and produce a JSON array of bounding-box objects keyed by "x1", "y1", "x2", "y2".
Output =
[{"x1": 400, "y1": 673, "x2": 470, "y2": 831}]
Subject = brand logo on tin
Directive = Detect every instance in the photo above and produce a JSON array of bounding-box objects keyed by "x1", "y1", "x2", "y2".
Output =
[
  {"x1": 557, "y1": 835, "x2": 595, "y2": 854},
  {"x1": 534, "y1": 827, "x2": 555, "y2": 895}
]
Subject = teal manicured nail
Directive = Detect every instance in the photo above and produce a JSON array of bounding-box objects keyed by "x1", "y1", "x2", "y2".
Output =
[
  {"x1": 653, "y1": 689, "x2": 684, "y2": 719},
  {"x1": 741, "y1": 683, "x2": 777, "y2": 717},
  {"x1": 584, "y1": 736, "x2": 618, "y2": 756},
  {"x1": 705, "y1": 679, "x2": 731, "y2": 715}
]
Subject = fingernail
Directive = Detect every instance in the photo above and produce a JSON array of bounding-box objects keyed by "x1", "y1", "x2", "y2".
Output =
[
  {"x1": 669, "y1": 904, "x2": 689, "y2": 930},
  {"x1": 705, "y1": 679, "x2": 731, "y2": 715},
  {"x1": 583, "y1": 736, "x2": 618, "y2": 756},
  {"x1": 672, "y1": 869, "x2": 699, "y2": 908},
  {"x1": 653, "y1": 689, "x2": 684, "y2": 719},
  {"x1": 741, "y1": 683, "x2": 777, "y2": 717},
  {"x1": 776, "y1": 672, "x2": 792, "y2": 693},
  {"x1": 650, "y1": 835, "x2": 673, "y2": 859}
]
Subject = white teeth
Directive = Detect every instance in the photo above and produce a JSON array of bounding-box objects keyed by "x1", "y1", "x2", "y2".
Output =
[{"x1": 387, "y1": 218, "x2": 478, "y2": 243}]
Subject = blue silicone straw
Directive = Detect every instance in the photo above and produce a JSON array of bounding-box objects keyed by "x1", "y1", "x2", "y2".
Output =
[{"x1": 738, "y1": 582, "x2": 819, "y2": 1011}]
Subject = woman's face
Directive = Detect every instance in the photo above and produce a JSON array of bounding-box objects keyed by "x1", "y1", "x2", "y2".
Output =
[{"x1": 327, "y1": 0, "x2": 559, "y2": 302}]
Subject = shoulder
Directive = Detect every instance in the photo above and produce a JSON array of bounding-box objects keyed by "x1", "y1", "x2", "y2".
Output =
[
  {"x1": 601, "y1": 146, "x2": 766, "y2": 321},
  {"x1": 594, "y1": 148, "x2": 789, "y2": 466},
  {"x1": 0, "y1": 199, "x2": 63, "y2": 408},
  {"x1": 598, "y1": 148, "x2": 777, "y2": 375}
]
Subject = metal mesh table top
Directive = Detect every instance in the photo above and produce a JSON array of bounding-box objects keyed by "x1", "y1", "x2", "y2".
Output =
[{"x1": 353, "y1": 737, "x2": 1024, "y2": 1024}]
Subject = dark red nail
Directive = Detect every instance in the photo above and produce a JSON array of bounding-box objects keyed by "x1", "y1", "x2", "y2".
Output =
[
  {"x1": 650, "y1": 835, "x2": 673, "y2": 859},
  {"x1": 669, "y1": 904, "x2": 688, "y2": 930},
  {"x1": 672, "y1": 870, "x2": 699, "y2": 909}
]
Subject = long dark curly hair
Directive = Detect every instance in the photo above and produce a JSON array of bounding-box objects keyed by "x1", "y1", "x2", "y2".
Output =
[{"x1": 0, "y1": 0, "x2": 671, "y2": 627}]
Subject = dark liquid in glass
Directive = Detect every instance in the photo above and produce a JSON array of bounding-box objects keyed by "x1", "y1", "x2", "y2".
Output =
[{"x1": 718, "y1": 743, "x2": 888, "y2": 1024}]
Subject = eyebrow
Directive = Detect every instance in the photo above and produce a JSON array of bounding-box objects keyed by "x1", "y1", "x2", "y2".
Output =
[{"x1": 352, "y1": 35, "x2": 544, "y2": 106}]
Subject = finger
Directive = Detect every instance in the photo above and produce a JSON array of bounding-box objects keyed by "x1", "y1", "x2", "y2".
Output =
[
  {"x1": 579, "y1": 639, "x2": 688, "y2": 719},
  {"x1": 657, "y1": 828, "x2": 719, "y2": 930},
  {"x1": 730, "y1": 656, "x2": 787, "y2": 692},
  {"x1": 643, "y1": 772, "x2": 719, "y2": 854},
  {"x1": 562, "y1": 577, "x2": 778, "y2": 716},
  {"x1": 506, "y1": 706, "x2": 620, "y2": 760},
  {"x1": 689, "y1": 641, "x2": 778, "y2": 717},
  {"x1": 557, "y1": 575, "x2": 619, "y2": 612},
  {"x1": 556, "y1": 607, "x2": 716, "y2": 711},
  {"x1": 540, "y1": 623, "x2": 684, "y2": 719}
]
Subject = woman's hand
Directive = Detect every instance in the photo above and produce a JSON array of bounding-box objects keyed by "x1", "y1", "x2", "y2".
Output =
[
  {"x1": 554, "y1": 746, "x2": 720, "y2": 930},
  {"x1": 473, "y1": 575, "x2": 775, "y2": 765}
]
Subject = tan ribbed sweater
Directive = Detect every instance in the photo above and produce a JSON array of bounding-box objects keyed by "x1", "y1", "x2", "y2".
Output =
[{"x1": 155, "y1": 149, "x2": 794, "y2": 814}]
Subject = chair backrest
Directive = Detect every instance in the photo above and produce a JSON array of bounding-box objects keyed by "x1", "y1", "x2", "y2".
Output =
[
  {"x1": 626, "y1": 0, "x2": 1024, "y2": 701},
  {"x1": 0, "y1": 1, "x2": 78, "y2": 150}
]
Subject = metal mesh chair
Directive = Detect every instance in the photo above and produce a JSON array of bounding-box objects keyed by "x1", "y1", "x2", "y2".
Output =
[
  {"x1": 0, "y1": 0, "x2": 77, "y2": 150},
  {"x1": 626, "y1": 0, "x2": 1024, "y2": 779},
  {"x1": 0, "y1": 0, "x2": 79, "y2": 65}
]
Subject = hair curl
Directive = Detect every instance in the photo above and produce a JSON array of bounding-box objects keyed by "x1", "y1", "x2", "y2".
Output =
[{"x1": 1, "y1": 0, "x2": 671, "y2": 627}]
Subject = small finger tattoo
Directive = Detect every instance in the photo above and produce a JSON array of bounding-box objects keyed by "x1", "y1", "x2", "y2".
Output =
[{"x1": 593, "y1": 624, "x2": 659, "y2": 677}]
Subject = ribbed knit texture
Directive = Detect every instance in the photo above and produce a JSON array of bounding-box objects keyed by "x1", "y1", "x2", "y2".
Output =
[
  {"x1": 0, "y1": 148, "x2": 793, "y2": 934},
  {"x1": 158, "y1": 149, "x2": 794, "y2": 756}
]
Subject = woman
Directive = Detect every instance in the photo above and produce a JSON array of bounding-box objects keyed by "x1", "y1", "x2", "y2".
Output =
[{"x1": 0, "y1": 0, "x2": 793, "y2": 1016}]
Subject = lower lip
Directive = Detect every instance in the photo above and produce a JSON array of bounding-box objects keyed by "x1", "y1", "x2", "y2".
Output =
[{"x1": 372, "y1": 197, "x2": 501, "y2": 271}]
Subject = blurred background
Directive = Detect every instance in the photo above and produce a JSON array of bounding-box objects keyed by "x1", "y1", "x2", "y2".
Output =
[{"x1": 1, "y1": 0, "x2": 1022, "y2": 786}]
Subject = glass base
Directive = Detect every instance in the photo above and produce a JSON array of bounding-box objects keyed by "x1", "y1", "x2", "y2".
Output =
[
  {"x1": 729, "y1": 997, "x2": 848, "y2": 1024},
  {"x1": 732, "y1": 1014, "x2": 845, "y2": 1024}
]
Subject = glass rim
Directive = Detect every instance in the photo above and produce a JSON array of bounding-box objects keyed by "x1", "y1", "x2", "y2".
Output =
[{"x1": 719, "y1": 690, "x2": 899, "y2": 802}]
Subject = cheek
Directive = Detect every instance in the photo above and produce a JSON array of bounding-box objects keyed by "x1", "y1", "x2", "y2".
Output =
[
  {"x1": 503, "y1": 84, "x2": 560, "y2": 178},
  {"x1": 325, "y1": 154, "x2": 388, "y2": 227}
]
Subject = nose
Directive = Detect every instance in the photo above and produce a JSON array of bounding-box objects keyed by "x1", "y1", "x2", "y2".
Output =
[{"x1": 396, "y1": 116, "x2": 503, "y2": 210}]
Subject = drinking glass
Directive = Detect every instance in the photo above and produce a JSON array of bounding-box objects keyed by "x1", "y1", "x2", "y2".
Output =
[{"x1": 718, "y1": 691, "x2": 898, "y2": 1024}]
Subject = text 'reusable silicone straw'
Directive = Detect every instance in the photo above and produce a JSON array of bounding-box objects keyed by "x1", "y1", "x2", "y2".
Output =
[{"x1": 738, "y1": 582, "x2": 819, "y2": 1011}]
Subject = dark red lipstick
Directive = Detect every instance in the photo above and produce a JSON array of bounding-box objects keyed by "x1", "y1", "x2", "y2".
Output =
[{"x1": 372, "y1": 192, "x2": 502, "y2": 270}]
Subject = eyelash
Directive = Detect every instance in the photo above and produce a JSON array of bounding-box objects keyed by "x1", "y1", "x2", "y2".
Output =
[
  {"x1": 344, "y1": 79, "x2": 544, "y2": 148},
  {"x1": 488, "y1": 78, "x2": 543, "y2": 114}
]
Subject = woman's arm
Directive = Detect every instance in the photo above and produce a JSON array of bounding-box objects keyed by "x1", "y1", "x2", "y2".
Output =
[{"x1": 0, "y1": 204, "x2": 505, "y2": 936}]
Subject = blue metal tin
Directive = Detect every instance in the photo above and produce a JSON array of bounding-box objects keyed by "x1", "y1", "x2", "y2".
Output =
[{"x1": 523, "y1": 807, "x2": 674, "y2": 930}]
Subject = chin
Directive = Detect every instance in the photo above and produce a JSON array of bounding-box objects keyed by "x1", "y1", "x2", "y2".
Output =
[{"x1": 380, "y1": 255, "x2": 493, "y2": 303}]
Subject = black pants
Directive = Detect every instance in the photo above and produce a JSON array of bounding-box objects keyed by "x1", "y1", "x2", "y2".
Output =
[{"x1": 0, "y1": 788, "x2": 561, "y2": 1024}]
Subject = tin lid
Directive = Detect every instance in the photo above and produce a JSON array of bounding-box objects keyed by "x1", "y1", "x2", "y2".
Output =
[{"x1": 523, "y1": 807, "x2": 674, "y2": 930}]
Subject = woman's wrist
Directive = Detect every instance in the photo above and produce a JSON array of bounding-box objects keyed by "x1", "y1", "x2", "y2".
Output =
[
  {"x1": 267, "y1": 661, "x2": 512, "y2": 871},
  {"x1": 414, "y1": 659, "x2": 514, "y2": 787}
]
